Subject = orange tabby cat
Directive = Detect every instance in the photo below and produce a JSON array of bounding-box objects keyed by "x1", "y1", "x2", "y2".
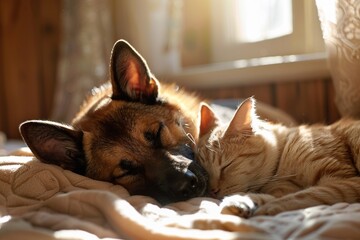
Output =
[{"x1": 196, "y1": 97, "x2": 360, "y2": 218}]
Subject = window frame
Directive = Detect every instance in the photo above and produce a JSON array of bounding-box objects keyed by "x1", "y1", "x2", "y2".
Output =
[{"x1": 210, "y1": 0, "x2": 325, "y2": 63}]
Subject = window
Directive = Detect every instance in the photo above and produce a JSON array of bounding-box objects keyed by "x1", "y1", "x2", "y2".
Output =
[
  {"x1": 211, "y1": 0, "x2": 324, "y2": 63},
  {"x1": 235, "y1": 0, "x2": 293, "y2": 43}
]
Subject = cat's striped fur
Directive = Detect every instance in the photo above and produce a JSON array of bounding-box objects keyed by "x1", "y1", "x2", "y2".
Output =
[{"x1": 196, "y1": 97, "x2": 360, "y2": 217}]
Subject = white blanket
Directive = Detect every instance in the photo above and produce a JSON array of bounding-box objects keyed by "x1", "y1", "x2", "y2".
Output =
[{"x1": 1, "y1": 156, "x2": 360, "y2": 240}]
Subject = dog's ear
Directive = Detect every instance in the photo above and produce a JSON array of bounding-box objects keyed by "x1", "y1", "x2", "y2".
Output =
[
  {"x1": 19, "y1": 120, "x2": 86, "y2": 174},
  {"x1": 110, "y1": 39, "x2": 159, "y2": 103}
]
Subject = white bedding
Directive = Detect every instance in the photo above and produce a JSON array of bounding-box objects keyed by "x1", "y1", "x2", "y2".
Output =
[{"x1": 1, "y1": 156, "x2": 360, "y2": 240}]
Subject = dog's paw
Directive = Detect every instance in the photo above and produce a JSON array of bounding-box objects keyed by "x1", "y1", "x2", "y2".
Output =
[{"x1": 219, "y1": 195, "x2": 257, "y2": 218}]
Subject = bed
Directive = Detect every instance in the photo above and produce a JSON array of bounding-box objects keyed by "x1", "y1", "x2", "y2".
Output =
[
  {"x1": 1, "y1": 102, "x2": 360, "y2": 240},
  {"x1": 1, "y1": 154, "x2": 360, "y2": 240}
]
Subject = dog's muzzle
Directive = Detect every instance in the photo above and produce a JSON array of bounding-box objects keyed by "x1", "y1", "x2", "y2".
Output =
[
  {"x1": 143, "y1": 144, "x2": 209, "y2": 204},
  {"x1": 162, "y1": 146, "x2": 209, "y2": 202}
]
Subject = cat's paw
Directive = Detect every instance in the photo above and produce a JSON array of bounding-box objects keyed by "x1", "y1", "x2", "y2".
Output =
[
  {"x1": 254, "y1": 203, "x2": 283, "y2": 216},
  {"x1": 219, "y1": 195, "x2": 257, "y2": 218}
]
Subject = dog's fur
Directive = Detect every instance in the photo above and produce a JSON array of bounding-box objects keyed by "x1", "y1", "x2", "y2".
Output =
[{"x1": 20, "y1": 40, "x2": 208, "y2": 204}]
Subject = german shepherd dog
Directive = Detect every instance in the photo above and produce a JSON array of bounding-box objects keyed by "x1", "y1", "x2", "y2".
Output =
[{"x1": 19, "y1": 40, "x2": 208, "y2": 204}]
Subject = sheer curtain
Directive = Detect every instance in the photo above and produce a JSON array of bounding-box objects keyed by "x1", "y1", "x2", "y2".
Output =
[
  {"x1": 52, "y1": 0, "x2": 182, "y2": 123},
  {"x1": 316, "y1": 0, "x2": 360, "y2": 118},
  {"x1": 52, "y1": 0, "x2": 114, "y2": 123},
  {"x1": 113, "y1": 0, "x2": 183, "y2": 74}
]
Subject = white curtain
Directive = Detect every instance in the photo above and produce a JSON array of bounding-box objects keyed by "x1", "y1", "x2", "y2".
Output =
[
  {"x1": 52, "y1": 0, "x2": 182, "y2": 123},
  {"x1": 316, "y1": 0, "x2": 360, "y2": 118},
  {"x1": 52, "y1": 0, "x2": 114, "y2": 123},
  {"x1": 113, "y1": 0, "x2": 183, "y2": 74}
]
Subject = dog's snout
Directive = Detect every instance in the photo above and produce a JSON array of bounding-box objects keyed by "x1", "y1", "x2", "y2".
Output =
[
  {"x1": 146, "y1": 144, "x2": 208, "y2": 203},
  {"x1": 179, "y1": 170, "x2": 199, "y2": 198}
]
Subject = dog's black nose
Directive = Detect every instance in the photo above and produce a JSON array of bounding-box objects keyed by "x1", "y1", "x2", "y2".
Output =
[{"x1": 179, "y1": 170, "x2": 199, "y2": 198}]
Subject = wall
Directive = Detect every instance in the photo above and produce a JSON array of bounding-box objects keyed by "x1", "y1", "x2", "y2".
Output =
[
  {"x1": 192, "y1": 78, "x2": 340, "y2": 124},
  {"x1": 0, "y1": 0, "x2": 61, "y2": 139}
]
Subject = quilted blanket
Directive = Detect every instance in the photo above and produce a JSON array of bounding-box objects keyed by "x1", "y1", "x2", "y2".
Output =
[{"x1": 1, "y1": 156, "x2": 360, "y2": 240}]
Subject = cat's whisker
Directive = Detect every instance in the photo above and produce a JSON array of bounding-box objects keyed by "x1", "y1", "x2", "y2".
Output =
[
  {"x1": 186, "y1": 133, "x2": 196, "y2": 146},
  {"x1": 205, "y1": 144, "x2": 219, "y2": 153},
  {"x1": 216, "y1": 139, "x2": 222, "y2": 151}
]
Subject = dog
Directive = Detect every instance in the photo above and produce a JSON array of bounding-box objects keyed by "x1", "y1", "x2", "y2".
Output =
[{"x1": 19, "y1": 40, "x2": 209, "y2": 204}]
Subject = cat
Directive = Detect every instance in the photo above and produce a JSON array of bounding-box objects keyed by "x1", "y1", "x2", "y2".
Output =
[{"x1": 196, "y1": 97, "x2": 360, "y2": 218}]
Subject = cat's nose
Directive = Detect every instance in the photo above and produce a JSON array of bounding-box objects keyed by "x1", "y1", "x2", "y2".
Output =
[{"x1": 179, "y1": 170, "x2": 199, "y2": 198}]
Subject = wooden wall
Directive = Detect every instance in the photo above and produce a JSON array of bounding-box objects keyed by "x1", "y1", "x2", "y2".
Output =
[
  {"x1": 0, "y1": 0, "x2": 340, "y2": 140},
  {"x1": 195, "y1": 78, "x2": 340, "y2": 125},
  {"x1": 0, "y1": 0, "x2": 61, "y2": 139}
]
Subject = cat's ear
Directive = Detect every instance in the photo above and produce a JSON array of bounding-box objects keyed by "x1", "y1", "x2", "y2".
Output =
[
  {"x1": 198, "y1": 102, "x2": 219, "y2": 138},
  {"x1": 19, "y1": 120, "x2": 86, "y2": 174},
  {"x1": 110, "y1": 39, "x2": 159, "y2": 103},
  {"x1": 224, "y1": 97, "x2": 257, "y2": 137}
]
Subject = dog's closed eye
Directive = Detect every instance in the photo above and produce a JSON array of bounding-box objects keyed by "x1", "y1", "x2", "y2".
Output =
[
  {"x1": 119, "y1": 159, "x2": 141, "y2": 176},
  {"x1": 144, "y1": 131, "x2": 156, "y2": 142},
  {"x1": 144, "y1": 122, "x2": 164, "y2": 147}
]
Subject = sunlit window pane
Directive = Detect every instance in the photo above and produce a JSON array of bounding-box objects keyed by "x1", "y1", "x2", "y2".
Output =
[{"x1": 235, "y1": 0, "x2": 293, "y2": 43}]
